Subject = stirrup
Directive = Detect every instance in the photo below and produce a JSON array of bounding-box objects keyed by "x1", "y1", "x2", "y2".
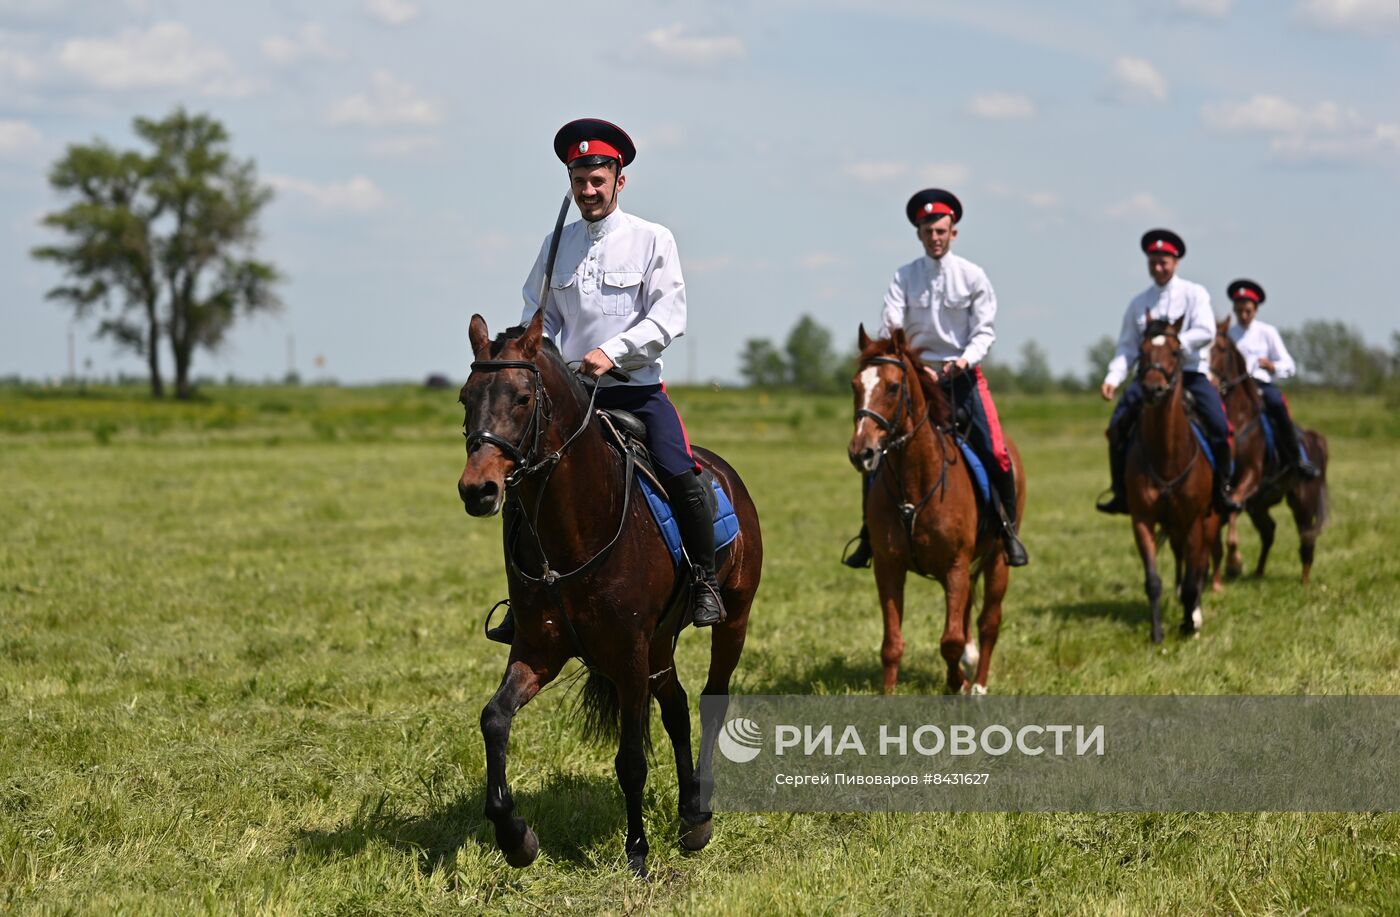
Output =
[
  {"x1": 841, "y1": 533, "x2": 872, "y2": 569},
  {"x1": 484, "y1": 600, "x2": 514, "y2": 645},
  {"x1": 1095, "y1": 489, "x2": 1127, "y2": 515},
  {"x1": 1296, "y1": 460, "x2": 1321, "y2": 480},
  {"x1": 691, "y1": 567, "x2": 726, "y2": 627}
]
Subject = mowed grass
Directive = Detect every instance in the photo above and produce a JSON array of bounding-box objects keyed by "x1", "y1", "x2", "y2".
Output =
[{"x1": 3, "y1": 383, "x2": 1400, "y2": 915}]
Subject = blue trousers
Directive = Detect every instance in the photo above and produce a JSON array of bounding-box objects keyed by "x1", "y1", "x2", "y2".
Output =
[
  {"x1": 1109, "y1": 371, "x2": 1231, "y2": 455},
  {"x1": 594, "y1": 383, "x2": 699, "y2": 479},
  {"x1": 1258, "y1": 381, "x2": 1292, "y2": 428}
]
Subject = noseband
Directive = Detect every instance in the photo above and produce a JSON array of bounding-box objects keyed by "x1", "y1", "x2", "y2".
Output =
[{"x1": 855, "y1": 356, "x2": 928, "y2": 452}]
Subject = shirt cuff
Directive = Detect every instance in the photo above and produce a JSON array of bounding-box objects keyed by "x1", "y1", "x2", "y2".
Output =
[{"x1": 599, "y1": 337, "x2": 630, "y2": 364}]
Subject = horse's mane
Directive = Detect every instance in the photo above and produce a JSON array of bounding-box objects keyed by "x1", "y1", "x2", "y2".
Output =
[
  {"x1": 489, "y1": 324, "x2": 587, "y2": 401},
  {"x1": 858, "y1": 334, "x2": 952, "y2": 427}
]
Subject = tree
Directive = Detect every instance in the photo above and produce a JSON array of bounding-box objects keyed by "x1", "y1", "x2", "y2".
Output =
[
  {"x1": 784, "y1": 314, "x2": 836, "y2": 391},
  {"x1": 1016, "y1": 340, "x2": 1053, "y2": 394},
  {"x1": 1085, "y1": 335, "x2": 1117, "y2": 390},
  {"x1": 739, "y1": 338, "x2": 788, "y2": 388},
  {"x1": 34, "y1": 108, "x2": 281, "y2": 399},
  {"x1": 1281, "y1": 321, "x2": 1387, "y2": 391}
]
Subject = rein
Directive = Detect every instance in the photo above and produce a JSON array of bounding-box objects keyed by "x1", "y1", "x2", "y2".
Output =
[{"x1": 1132, "y1": 334, "x2": 1203, "y2": 497}]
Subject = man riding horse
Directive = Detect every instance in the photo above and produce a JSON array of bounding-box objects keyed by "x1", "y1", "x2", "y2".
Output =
[
  {"x1": 1223, "y1": 278, "x2": 1320, "y2": 480},
  {"x1": 843, "y1": 188, "x2": 1029, "y2": 569},
  {"x1": 1096, "y1": 229, "x2": 1240, "y2": 516},
  {"x1": 486, "y1": 118, "x2": 724, "y2": 644}
]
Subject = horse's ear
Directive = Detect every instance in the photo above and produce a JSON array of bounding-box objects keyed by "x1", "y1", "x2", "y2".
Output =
[
  {"x1": 469, "y1": 314, "x2": 491, "y2": 357},
  {"x1": 1218, "y1": 315, "x2": 1231, "y2": 333},
  {"x1": 1170, "y1": 316, "x2": 1185, "y2": 332},
  {"x1": 858, "y1": 324, "x2": 873, "y2": 351},
  {"x1": 890, "y1": 327, "x2": 907, "y2": 352},
  {"x1": 517, "y1": 309, "x2": 545, "y2": 358}
]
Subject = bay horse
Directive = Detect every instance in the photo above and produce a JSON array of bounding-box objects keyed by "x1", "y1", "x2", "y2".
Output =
[
  {"x1": 457, "y1": 311, "x2": 763, "y2": 878},
  {"x1": 1123, "y1": 317, "x2": 1220, "y2": 642},
  {"x1": 848, "y1": 326, "x2": 1024, "y2": 694},
  {"x1": 1210, "y1": 318, "x2": 1330, "y2": 585}
]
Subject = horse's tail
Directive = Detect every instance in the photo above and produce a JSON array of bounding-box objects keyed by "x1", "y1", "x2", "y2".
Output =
[
  {"x1": 1307, "y1": 431, "x2": 1330, "y2": 535},
  {"x1": 575, "y1": 668, "x2": 652, "y2": 751}
]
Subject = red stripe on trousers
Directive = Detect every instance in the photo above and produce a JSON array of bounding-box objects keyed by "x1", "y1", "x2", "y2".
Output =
[
  {"x1": 661, "y1": 381, "x2": 702, "y2": 472},
  {"x1": 973, "y1": 367, "x2": 1012, "y2": 473}
]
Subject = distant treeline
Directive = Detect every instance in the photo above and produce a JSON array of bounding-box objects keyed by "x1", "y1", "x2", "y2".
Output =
[{"x1": 740, "y1": 315, "x2": 1400, "y2": 396}]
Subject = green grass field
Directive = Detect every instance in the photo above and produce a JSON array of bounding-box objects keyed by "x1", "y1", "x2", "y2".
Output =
[{"x1": 4, "y1": 383, "x2": 1400, "y2": 915}]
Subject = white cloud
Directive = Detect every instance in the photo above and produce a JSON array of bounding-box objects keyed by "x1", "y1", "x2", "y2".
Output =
[
  {"x1": 57, "y1": 22, "x2": 251, "y2": 96},
  {"x1": 638, "y1": 24, "x2": 745, "y2": 67},
  {"x1": 1171, "y1": 0, "x2": 1233, "y2": 17},
  {"x1": 1106, "y1": 56, "x2": 1168, "y2": 104},
  {"x1": 261, "y1": 23, "x2": 340, "y2": 65},
  {"x1": 365, "y1": 0, "x2": 419, "y2": 25},
  {"x1": 326, "y1": 70, "x2": 442, "y2": 127},
  {"x1": 843, "y1": 161, "x2": 909, "y2": 183},
  {"x1": 268, "y1": 175, "x2": 386, "y2": 212},
  {"x1": 918, "y1": 162, "x2": 971, "y2": 186},
  {"x1": 967, "y1": 91, "x2": 1035, "y2": 120},
  {"x1": 1293, "y1": 0, "x2": 1396, "y2": 32},
  {"x1": 1203, "y1": 94, "x2": 1400, "y2": 165},
  {"x1": 367, "y1": 134, "x2": 439, "y2": 157},
  {"x1": 0, "y1": 48, "x2": 40, "y2": 82},
  {"x1": 1105, "y1": 192, "x2": 1171, "y2": 220},
  {"x1": 1026, "y1": 191, "x2": 1061, "y2": 208},
  {"x1": 0, "y1": 118, "x2": 42, "y2": 155},
  {"x1": 799, "y1": 252, "x2": 842, "y2": 269}
]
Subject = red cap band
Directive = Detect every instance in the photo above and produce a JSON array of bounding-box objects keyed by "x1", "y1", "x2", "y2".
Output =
[
  {"x1": 919, "y1": 202, "x2": 954, "y2": 220},
  {"x1": 1146, "y1": 238, "x2": 1180, "y2": 257},
  {"x1": 567, "y1": 139, "x2": 622, "y2": 163},
  {"x1": 1234, "y1": 288, "x2": 1261, "y2": 303}
]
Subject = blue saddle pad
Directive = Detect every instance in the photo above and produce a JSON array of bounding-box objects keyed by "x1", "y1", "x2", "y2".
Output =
[
  {"x1": 637, "y1": 474, "x2": 740, "y2": 568},
  {"x1": 1190, "y1": 421, "x2": 1217, "y2": 473},
  {"x1": 955, "y1": 438, "x2": 994, "y2": 511}
]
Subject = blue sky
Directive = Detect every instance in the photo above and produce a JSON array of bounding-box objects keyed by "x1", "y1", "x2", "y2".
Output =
[{"x1": 2, "y1": 0, "x2": 1397, "y2": 384}]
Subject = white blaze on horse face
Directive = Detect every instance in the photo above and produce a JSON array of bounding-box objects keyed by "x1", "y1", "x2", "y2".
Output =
[
  {"x1": 1151, "y1": 335, "x2": 1167, "y2": 346},
  {"x1": 855, "y1": 365, "x2": 883, "y2": 446}
]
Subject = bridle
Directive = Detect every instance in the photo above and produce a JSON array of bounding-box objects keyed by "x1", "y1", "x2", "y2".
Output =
[
  {"x1": 1212, "y1": 337, "x2": 1252, "y2": 399},
  {"x1": 1136, "y1": 330, "x2": 1183, "y2": 405},
  {"x1": 855, "y1": 356, "x2": 929, "y2": 454},
  {"x1": 465, "y1": 359, "x2": 551, "y2": 486}
]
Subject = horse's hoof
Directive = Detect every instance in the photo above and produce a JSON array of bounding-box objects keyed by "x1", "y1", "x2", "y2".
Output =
[
  {"x1": 628, "y1": 854, "x2": 649, "y2": 879},
  {"x1": 1150, "y1": 631, "x2": 1164, "y2": 645},
  {"x1": 969, "y1": 683, "x2": 988, "y2": 696},
  {"x1": 959, "y1": 642, "x2": 980, "y2": 683},
  {"x1": 680, "y1": 816, "x2": 713, "y2": 851},
  {"x1": 502, "y1": 826, "x2": 539, "y2": 868}
]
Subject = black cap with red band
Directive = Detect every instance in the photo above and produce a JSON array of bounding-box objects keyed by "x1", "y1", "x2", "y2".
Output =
[
  {"x1": 554, "y1": 118, "x2": 636, "y2": 169},
  {"x1": 1141, "y1": 228, "x2": 1186, "y2": 258},
  {"x1": 1227, "y1": 279, "x2": 1266, "y2": 306},
  {"x1": 906, "y1": 188, "x2": 963, "y2": 227}
]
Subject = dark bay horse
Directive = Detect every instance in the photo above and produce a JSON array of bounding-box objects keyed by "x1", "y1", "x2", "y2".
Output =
[
  {"x1": 1210, "y1": 318, "x2": 1330, "y2": 585},
  {"x1": 457, "y1": 311, "x2": 763, "y2": 878},
  {"x1": 848, "y1": 327, "x2": 1023, "y2": 694},
  {"x1": 1123, "y1": 318, "x2": 1220, "y2": 642}
]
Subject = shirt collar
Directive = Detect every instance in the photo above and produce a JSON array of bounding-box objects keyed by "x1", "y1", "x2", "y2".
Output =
[
  {"x1": 587, "y1": 207, "x2": 625, "y2": 240},
  {"x1": 921, "y1": 254, "x2": 943, "y2": 271}
]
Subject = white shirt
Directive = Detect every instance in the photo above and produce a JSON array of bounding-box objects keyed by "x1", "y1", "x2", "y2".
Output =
[
  {"x1": 880, "y1": 252, "x2": 997, "y2": 366},
  {"x1": 1228, "y1": 318, "x2": 1296, "y2": 384},
  {"x1": 1104, "y1": 275, "x2": 1215, "y2": 387},
  {"x1": 521, "y1": 208, "x2": 685, "y2": 387}
]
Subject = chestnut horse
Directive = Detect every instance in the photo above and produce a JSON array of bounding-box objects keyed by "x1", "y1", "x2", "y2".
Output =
[
  {"x1": 848, "y1": 327, "x2": 1024, "y2": 694},
  {"x1": 1210, "y1": 318, "x2": 1330, "y2": 585},
  {"x1": 457, "y1": 312, "x2": 763, "y2": 878},
  {"x1": 1124, "y1": 317, "x2": 1221, "y2": 642}
]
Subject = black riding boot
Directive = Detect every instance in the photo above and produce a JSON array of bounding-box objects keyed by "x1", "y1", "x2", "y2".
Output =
[
  {"x1": 1212, "y1": 442, "x2": 1242, "y2": 514},
  {"x1": 991, "y1": 469, "x2": 1029, "y2": 567},
  {"x1": 664, "y1": 471, "x2": 726, "y2": 627},
  {"x1": 1276, "y1": 418, "x2": 1320, "y2": 479},
  {"x1": 842, "y1": 479, "x2": 873, "y2": 569},
  {"x1": 1096, "y1": 435, "x2": 1129, "y2": 515}
]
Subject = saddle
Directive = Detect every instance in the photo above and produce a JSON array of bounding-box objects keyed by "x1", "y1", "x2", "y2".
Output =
[{"x1": 597, "y1": 409, "x2": 739, "y2": 568}]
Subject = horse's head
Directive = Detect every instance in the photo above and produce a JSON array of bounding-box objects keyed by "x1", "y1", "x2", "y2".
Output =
[
  {"x1": 848, "y1": 325, "x2": 949, "y2": 473},
  {"x1": 457, "y1": 311, "x2": 548, "y2": 516},
  {"x1": 1137, "y1": 315, "x2": 1185, "y2": 404}
]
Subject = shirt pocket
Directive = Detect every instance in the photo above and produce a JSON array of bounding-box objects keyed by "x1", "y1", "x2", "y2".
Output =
[
  {"x1": 548, "y1": 271, "x2": 580, "y2": 313},
  {"x1": 600, "y1": 270, "x2": 643, "y2": 315}
]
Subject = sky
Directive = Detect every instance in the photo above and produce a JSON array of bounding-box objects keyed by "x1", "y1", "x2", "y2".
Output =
[{"x1": 1, "y1": 0, "x2": 1397, "y2": 385}]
